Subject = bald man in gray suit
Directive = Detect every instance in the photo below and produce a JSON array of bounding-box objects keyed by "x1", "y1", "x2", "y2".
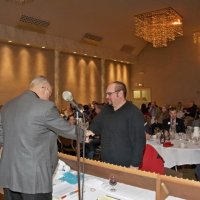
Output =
[{"x1": 0, "y1": 76, "x2": 80, "y2": 200}]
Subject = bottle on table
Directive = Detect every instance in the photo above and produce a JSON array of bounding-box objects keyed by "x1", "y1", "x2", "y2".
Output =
[
  {"x1": 164, "y1": 130, "x2": 170, "y2": 141},
  {"x1": 160, "y1": 131, "x2": 165, "y2": 144}
]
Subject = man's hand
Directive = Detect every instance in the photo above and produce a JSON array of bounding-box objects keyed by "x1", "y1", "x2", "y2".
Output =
[
  {"x1": 85, "y1": 130, "x2": 95, "y2": 137},
  {"x1": 85, "y1": 130, "x2": 95, "y2": 143}
]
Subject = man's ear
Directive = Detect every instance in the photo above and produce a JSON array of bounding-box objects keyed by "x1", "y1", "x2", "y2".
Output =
[{"x1": 119, "y1": 90, "x2": 123, "y2": 97}]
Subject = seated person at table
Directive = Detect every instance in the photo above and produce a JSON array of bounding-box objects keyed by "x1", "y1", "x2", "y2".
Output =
[
  {"x1": 162, "y1": 107, "x2": 185, "y2": 133},
  {"x1": 144, "y1": 115, "x2": 153, "y2": 140},
  {"x1": 184, "y1": 100, "x2": 198, "y2": 118},
  {"x1": 152, "y1": 105, "x2": 169, "y2": 134}
]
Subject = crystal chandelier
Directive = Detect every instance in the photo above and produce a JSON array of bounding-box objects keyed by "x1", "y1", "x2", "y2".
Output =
[
  {"x1": 6, "y1": 0, "x2": 33, "y2": 4},
  {"x1": 135, "y1": 7, "x2": 183, "y2": 48},
  {"x1": 193, "y1": 32, "x2": 200, "y2": 44}
]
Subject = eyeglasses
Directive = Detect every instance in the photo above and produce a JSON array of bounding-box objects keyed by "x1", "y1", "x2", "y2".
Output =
[{"x1": 106, "y1": 90, "x2": 120, "y2": 96}]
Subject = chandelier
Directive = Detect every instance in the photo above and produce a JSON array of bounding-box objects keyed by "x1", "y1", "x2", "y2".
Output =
[
  {"x1": 193, "y1": 32, "x2": 200, "y2": 44},
  {"x1": 6, "y1": 0, "x2": 33, "y2": 4},
  {"x1": 135, "y1": 7, "x2": 183, "y2": 48}
]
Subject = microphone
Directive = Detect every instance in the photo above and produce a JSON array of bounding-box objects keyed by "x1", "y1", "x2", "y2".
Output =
[{"x1": 62, "y1": 91, "x2": 83, "y2": 113}]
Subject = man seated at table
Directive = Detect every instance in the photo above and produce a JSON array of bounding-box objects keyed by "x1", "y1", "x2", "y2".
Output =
[{"x1": 162, "y1": 107, "x2": 185, "y2": 133}]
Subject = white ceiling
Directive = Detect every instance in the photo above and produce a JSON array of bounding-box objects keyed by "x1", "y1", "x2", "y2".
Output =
[{"x1": 0, "y1": 0, "x2": 200, "y2": 61}]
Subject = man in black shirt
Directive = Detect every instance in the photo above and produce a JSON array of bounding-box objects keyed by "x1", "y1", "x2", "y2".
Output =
[{"x1": 89, "y1": 81, "x2": 146, "y2": 168}]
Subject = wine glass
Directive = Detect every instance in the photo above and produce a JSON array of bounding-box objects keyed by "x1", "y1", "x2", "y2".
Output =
[{"x1": 109, "y1": 175, "x2": 117, "y2": 192}]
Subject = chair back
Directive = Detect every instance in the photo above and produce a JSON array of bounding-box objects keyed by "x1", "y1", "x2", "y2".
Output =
[{"x1": 139, "y1": 144, "x2": 165, "y2": 175}]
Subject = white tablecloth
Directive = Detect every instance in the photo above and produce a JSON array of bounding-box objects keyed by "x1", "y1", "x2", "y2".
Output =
[
  {"x1": 53, "y1": 173, "x2": 183, "y2": 200},
  {"x1": 147, "y1": 138, "x2": 200, "y2": 168}
]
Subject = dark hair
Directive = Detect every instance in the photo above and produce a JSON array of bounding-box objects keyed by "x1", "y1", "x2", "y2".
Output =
[
  {"x1": 141, "y1": 103, "x2": 148, "y2": 114},
  {"x1": 169, "y1": 107, "x2": 177, "y2": 112},
  {"x1": 113, "y1": 81, "x2": 127, "y2": 97}
]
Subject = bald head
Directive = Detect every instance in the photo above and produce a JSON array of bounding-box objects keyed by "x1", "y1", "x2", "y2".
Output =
[{"x1": 29, "y1": 76, "x2": 52, "y2": 100}]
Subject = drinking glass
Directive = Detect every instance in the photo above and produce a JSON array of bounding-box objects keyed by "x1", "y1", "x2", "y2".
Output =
[
  {"x1": 193, "y1": 136, "x2": 199, "y2": 145},
  {"x1": 186, "y1": 126, "x2": 193, "y2": 136},
  {"x1": 169, "y1": 131, "x2": 174, "y2": 140},
  {"x1": 109, "y1": 175, "x2": 117, "y2": 192},
  {"x1": 178, "y1": 132, "x2": 183, "y2": 140}
]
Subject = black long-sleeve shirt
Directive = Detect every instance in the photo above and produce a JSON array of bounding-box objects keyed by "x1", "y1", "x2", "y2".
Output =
[{"x1": 89, "y1": 101, "x2": 146, "y2": 167}]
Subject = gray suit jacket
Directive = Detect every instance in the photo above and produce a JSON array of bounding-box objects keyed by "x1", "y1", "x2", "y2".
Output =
[{"x1": 0, "y1": 91, "x2": 77, "y2": 194}]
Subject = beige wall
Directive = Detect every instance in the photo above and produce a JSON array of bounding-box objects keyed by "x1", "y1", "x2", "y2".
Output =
[
  {"x1": 59, "y1": 55, "x2": 132, "y2": 109},
  {"x1": 0, "y1": 42, "x2": 132, "y2": 109},
  {"x1": 0, "y1": 42, "x2": 54, "y2": 105},
  {"x1": 59, "y1": 53, "x2": 102, "y2": 109},
  {"x1": 104, "y1": 60, "x2": 132, "y2": 100},
  {"x1": 132, "y1": 36, "x2": 200, "y2": 107},
  {"x1": 4, "y1": 35, "x2": 199, "y2": 111}
]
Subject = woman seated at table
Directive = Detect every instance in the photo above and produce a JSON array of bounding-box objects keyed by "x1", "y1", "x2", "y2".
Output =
[
  {"x1": 162, "y1": 107, "x2": 185, "y2": 133},
  {"x1": 144, "y1": 115, "x2": 153, "y2": 140},
  {"x1": 151, "y1": 105, "x2": 169, "y2": 134}
]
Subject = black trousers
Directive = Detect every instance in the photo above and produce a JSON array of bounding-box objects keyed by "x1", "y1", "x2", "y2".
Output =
[{"x1": 3, "y1": 188, "x2": 52, "y2": 200}]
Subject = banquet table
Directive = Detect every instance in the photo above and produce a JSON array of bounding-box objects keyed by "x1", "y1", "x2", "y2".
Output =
[
  {"x1": 53, "y1": 171, "x2": 183, "y2": 200},
  {"x1": 147, "y1": 137, "x2": 200, "y2": 168}
]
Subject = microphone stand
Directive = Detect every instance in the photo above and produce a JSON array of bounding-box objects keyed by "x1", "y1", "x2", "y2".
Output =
[{"x1": 75, "y1": 110, "x2": 84, "y2": 200}]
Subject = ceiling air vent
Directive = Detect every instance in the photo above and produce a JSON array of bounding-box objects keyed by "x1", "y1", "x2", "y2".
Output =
[
  {"x1": 16, "y1": 14, "x2": 50, "y2": 33},
  {"x1": 81, "y1": 33, "x2": 103, "y2": 46},
  {"x1": 120, "y1": 44, "x2": 135, "y2": 54}
]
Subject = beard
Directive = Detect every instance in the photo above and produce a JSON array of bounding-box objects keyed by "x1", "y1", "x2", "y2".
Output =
[{"x1": 107, "y1": 99, "x2": 113, "y2": 106}]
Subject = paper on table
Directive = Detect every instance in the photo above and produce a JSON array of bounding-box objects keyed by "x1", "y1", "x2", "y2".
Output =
[
  {"x1": 53, "y1": 181, "x2": 78, "y2": 200},
  {"x1": 85, "y1": 178, "x2": 104, "y2": 188},
  {"x1": 53, "y1": 159, "x2": 71, "y2": 181},
  {"x1": 97, "y1": 195, "x2": 119, "y2": 200}
]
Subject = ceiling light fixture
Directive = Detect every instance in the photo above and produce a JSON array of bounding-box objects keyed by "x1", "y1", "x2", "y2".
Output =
[{"x1": 135, "y1": 7, "x2": 183, "y2": 48}]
